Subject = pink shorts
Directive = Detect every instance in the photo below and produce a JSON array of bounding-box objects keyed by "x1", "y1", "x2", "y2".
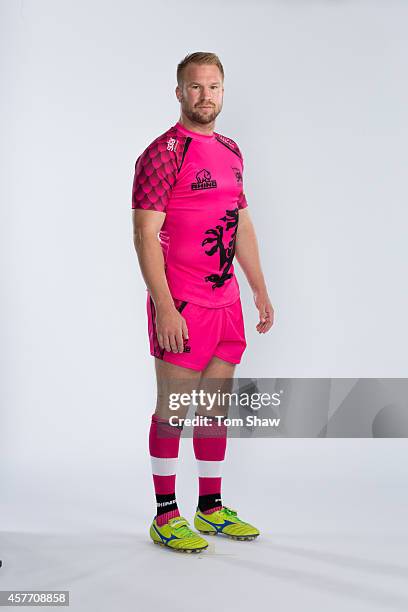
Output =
[{"x1": 146, "y1": 293, "x2": 247, "y2": 371}]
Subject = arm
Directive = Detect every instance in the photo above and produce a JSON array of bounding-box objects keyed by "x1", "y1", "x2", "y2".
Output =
[
  {"x1": 132, "y1": 209, "x2": 188, "y2": 353},
  {"x1": 235, "y1": 208, "x2": 275, "y2": 333}
]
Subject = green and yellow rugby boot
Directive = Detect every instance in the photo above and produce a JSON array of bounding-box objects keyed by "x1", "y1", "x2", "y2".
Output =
[
  {"x1": 194, "y1": 505, "x2": 260, "y2": 541},
  {"x1": 150, "y1": 515, "x2": 209, "y2": 553}
]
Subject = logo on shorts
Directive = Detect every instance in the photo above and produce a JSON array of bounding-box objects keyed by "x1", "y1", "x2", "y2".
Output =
[
  {"x1": 191, "y1": 169, "x2": 217, "y2": 190},
  {"x1": 183, "y1": 339, "x2": 191, "y2": 353}
]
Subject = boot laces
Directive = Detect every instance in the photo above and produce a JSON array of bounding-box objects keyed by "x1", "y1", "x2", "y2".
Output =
[
  {"x1": 221, "y1": 506, "x2": 238, "y2": 518},
  {"x1": 169, "y1": 517, "x2": 194, "y2": 538}
]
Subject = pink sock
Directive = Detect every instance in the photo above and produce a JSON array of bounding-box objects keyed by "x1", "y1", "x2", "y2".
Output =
[
  {"x1": 149, "y1": 414, "x2": 182, "y2": 526},
  {"x1": 193, "y1": 415, "x2": 227, "y2": 514}
]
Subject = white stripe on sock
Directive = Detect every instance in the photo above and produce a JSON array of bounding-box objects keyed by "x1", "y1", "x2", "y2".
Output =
[
  {"x1": 196, "y1": 459, "x2": 223, "y2": 478},
  {"x1": 150, "y1": 456, "x2": 178, "y2": 476}
]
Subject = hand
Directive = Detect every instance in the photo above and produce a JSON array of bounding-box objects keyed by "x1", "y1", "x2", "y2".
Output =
[
  {"x1": 254, "y1": 291, "x2": 274, "y2": 334},
  {"x1": 156, "y1": 305, "x2": 189, "y2": 353}
]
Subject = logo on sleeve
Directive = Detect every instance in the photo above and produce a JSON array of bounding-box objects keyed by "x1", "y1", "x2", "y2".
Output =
[
  {"x1": 231, "y1": 167, "x2": 242, "y2": 183},
  {"x1": 191, "y1": 169, "x2": 218, "y2": 190},
  {"x1": 166, "y1": 137, "x2": 178, "y2": 151}
]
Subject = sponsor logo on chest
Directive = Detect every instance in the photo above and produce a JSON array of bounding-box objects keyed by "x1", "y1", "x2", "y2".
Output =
[{"x1": 191, "y1": 168, "x2": 217, "y2": 190}]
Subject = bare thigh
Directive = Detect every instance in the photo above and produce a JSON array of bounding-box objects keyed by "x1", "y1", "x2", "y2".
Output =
[
  {"x1": 154, "y1": 357, "x2": 202, "y2": 421},
  {"x1": 196, "y1": 356, "x2": 236, "y2": 419}
]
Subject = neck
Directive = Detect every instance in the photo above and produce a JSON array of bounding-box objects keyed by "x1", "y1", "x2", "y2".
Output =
[{"x1": 178, "y1": 114, "x2": 215, "y2": 136}]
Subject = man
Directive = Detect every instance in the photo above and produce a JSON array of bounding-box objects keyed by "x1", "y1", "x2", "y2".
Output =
[{"x1": 131, "y1": 52, "x2": 274, "y2": 553}]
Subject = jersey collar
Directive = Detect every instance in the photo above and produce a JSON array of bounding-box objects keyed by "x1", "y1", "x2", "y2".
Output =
[{"x1": 175, "y1": 121, "x2": 216, "y2": 143}]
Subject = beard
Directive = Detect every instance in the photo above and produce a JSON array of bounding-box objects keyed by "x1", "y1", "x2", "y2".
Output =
[{"x1": 183, "y1": 104, "x2": 221, "y2": 125}]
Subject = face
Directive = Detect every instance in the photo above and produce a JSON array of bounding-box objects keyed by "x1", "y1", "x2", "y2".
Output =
[{"x1": 176, "y1": 63, "x2": 224, "y2": 125}]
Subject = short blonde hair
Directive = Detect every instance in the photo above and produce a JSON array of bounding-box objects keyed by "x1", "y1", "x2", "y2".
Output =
[{"x1": 177, "y1": 52, "x2": 224, "y2": 86}]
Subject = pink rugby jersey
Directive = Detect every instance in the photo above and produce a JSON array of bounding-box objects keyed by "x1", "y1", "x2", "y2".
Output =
[{"x1": 131, "y1": 121, "x2": 248, "y2": 308}]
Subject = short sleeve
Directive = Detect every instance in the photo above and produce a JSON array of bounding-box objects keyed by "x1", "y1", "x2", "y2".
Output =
[
  {"x1": 237, "y1": 154, "x2": 248, "y2": 210},
  {"x1": 238, "y1": 190, "x2": 248, "y2": 209},
  {"x1": 131, "y1": 139, "x2": 178, "y2": 212}
]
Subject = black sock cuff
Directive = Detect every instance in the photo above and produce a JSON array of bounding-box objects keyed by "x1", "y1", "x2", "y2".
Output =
[
  {"x1": 156, "y1": 493, "x2": 178, "y2": 516},
  {"x1": 198, "y1": 493, "x2": 222, "y2": 512}
]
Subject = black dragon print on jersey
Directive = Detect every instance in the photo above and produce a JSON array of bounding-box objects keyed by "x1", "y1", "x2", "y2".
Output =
[{"x1": 201, "y1": 207, "x2": 239, "y2": 290}]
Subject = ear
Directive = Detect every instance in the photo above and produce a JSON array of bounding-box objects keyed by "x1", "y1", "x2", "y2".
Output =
[{"x1": 175, "y1": 85, "x2": 182, "y2": 103}]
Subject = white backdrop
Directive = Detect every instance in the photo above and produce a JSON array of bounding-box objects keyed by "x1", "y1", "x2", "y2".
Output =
[{"x1": 1, "y1": 0, "x2": 408, "y2": 576}]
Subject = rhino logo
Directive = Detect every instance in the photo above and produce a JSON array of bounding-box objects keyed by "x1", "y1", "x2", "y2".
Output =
[
  {"x1": 191, "y1": 168, "x2": 217, "y2": 190},
  {"x1": 196, "y1": 169, "x2": 211, "y2": 183}
]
